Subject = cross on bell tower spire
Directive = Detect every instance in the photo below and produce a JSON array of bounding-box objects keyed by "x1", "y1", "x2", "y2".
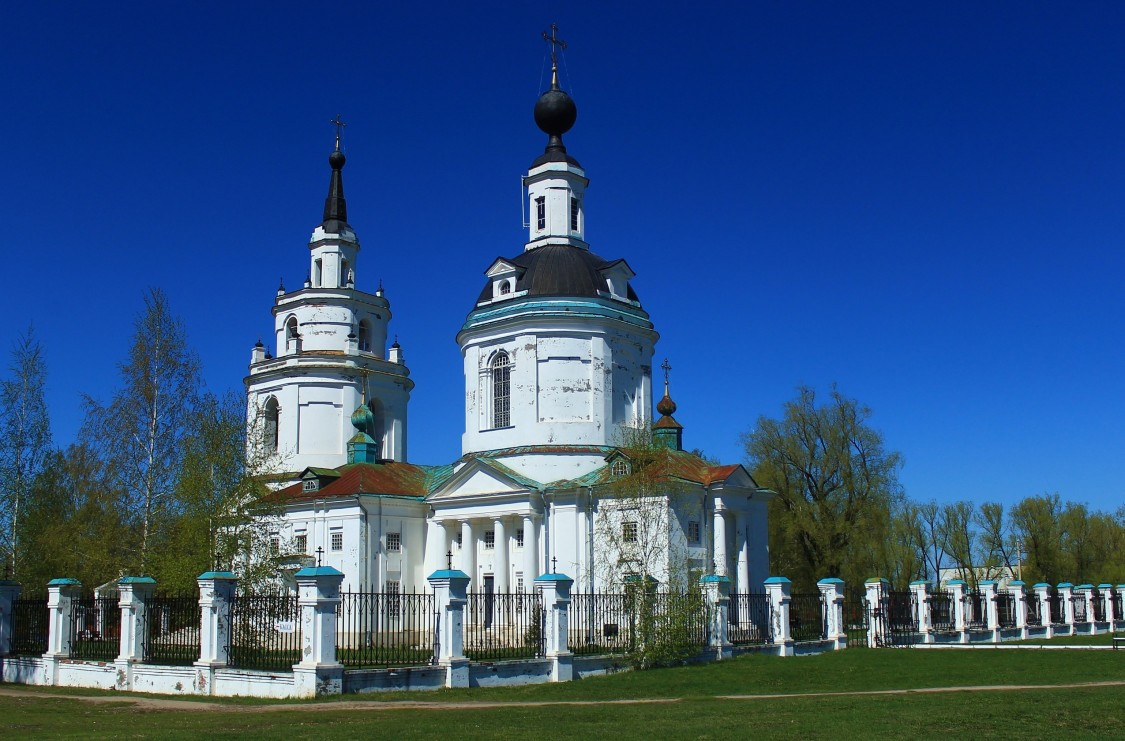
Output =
[
  {"x1": 331, "y1": 114, "x2": 346, "y2": 152},
  {"x1": 541, "y1": 23, "x2": 567, "y2": 89}
]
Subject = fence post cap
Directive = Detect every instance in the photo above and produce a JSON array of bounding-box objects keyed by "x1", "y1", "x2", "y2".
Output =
[
  {"x1": 1008, "y1": 580, "x2": 1025, "y2": 586},
  {"x1": 47, "y1": 578, "x2": 81, "y2": 586},
  {"x1": 427, "y1": 569, "x2": 470, "y2": 581},
  {"x1": 1033, "y1": 582, "x2": 1052, "y2": 588},
  {"x1": 864, "y1": 577, "x2": 889, "y2": 585},
  {"x1": 946, "y1": 579, "x2": 966, "y2": 586},
  {"x1": 700, "y1": 574, "x2": 730, "y2": 584},
  {"x1": 1117, "y1": 584, "x2": 1125, "y2": 590},
  {"x1": 118, "y1": 576, "x2": 157, "y2": 584},
  {"x1": 535, "y1": 572, "x2": 573, "y2": 583},
  {"x1": 197, "y1": 571, "x2": 238, "y2": 580},
  {"x1": 817, "y1": 577, "x2": 844, "y2": 584},
  {"x1": 1076, "y1": 583, "x2": 1095, "y2": 589},
  {"x1": 909, "y1": 580, "x2": 929, "y2": 587},
  {"x1": 764, "y1": 576, "x2": 791, "y2": 584},
  {"x1": 1097, "y1": 583, "x2": 1113, "y2": 589},
  {"x1": 1057, "y1": 582, "x2": 1073, "y2": 589},
  {"x1": 294, "y1": 566, "x2": 344, "y2": 578}
]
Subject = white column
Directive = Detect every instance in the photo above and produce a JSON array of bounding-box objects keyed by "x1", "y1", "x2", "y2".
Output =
[
  {"x1": 947, "y1": 580, "x2": 968, "y2": 643},
  {"x1": 818, "y1": 578, "x2": 846, "y2": 650},
  {"x1": 713, "y1": 509, "x2": 728, "y2": 576},
  {"x1": 910, "y1": 581, "x2": 932, "y2": 644},
  {"x1": 460, "y1": 520, "x2": 476, "y2": 588},
  {"x1": 442, "y1": 521, "x2": 456, "y2": 568},
  {"x1": 764, "y1": 576, "x2": 793, "y2": 656},
  {"x1": 735, "y1": 512, "x2": 750, "y2": 593},
  {"x1": 292, "y1": 566, "x2": 345, "y2": 698},
  {"x1": 494, "y1": 518, "x2": 509, "y2": 594},
  {"x1": 1058, "y1": 583, "x2": 1075, "y2": 634},
  {"x1": 1033, "y1": 583, "x2": 1054, "y2": 639},
  {"x1": 424, "y1": 519, "x2": 445, "y2": 579},
  {"x1": 1010, "y1": 581, "x2": 1028, "y2": 638},
  {"x1": 523, "y1": 514, "x2": 540, "y2": 582}
]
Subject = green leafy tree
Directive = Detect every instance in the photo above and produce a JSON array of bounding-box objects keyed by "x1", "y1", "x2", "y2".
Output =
[
  {"x1": 744, "y1": 386, "x2": 903, "y2": 589},
  {"x1": 0, "y1": 326, "x2": 52, "y2": 578},
  {"x1": 1010, "y1": 493, "x2": 1065, "y2": 585},
  {"x1": 938, "y1": 500, "x2": 979, "y2": 587}
]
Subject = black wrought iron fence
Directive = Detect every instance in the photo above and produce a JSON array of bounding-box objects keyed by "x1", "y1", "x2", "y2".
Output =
[
  {"x1": 929, "y1": 592, "x2": 955, "y2": 633},
  {"x1": 645, "y1": 591, "x2": 709, "y2": 649},
  {"x1": 337, "y1": 589, "x2": 436, "y2": 668},
  {"x1": 142, "y1": 594, "x2": 200, "y2": 665},
  {"x1": 227, "y1": 591, "x2": 301, "y2": 671},
  {"x1": 1025, "y1": 594, "x2": 1042, "y2": 626},
  {"x1": 789, "y1": 593, "x2": 826, "y2": 642},
  {"x1": 729, "y1": 592, "x2": 772, "y2": 645},
  {"x1": 569, "y1": 592, "x2": 635, "y2": 655},
  {"x1": 882, "y1": 591, "x2": 919, "y2": 646},
  {"x1": 9, "y1": 595, "x2": 48, "y2": 657},
  {"x1": 997, "y1": 592, "x2": 1016, "y2": 628},
  {"x1": 1071, "y1": 595, "x2": 1088, "y2": 623},
  {"x1": 71, "y1": 594, "x2": 120, "y2": 661},
  {"x1": 964, "y1": 591, "x2": 987, "y2": 631},
  {"x1": 1049, "y1": 592, "x2": 1065, "y2": 625},
  {"x1": 1090, "y1": 591, "x2": 1103, "y2": 622},
  {"x1": 1114, "y1": 592, "x2": 1123, "y2": 622},
  {"x1": 465, "y1": 591, "x2": 544, "y2": 661},
  {"x1": 843, "y1": 590, "x2": 868, "y2": 647}
]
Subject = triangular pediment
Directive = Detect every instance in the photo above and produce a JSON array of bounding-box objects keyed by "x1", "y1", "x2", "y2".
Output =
[
  {"x1": 485, "y1": 258, "x2": 521, "y2": 278},
  {"x1": 427, "y1": 458, "x2": 540, "y2": 501}
]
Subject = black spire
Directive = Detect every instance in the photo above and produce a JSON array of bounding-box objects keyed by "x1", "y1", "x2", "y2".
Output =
[{"x1": 322, "y1": 115, "x2": 349, "y2": 232}]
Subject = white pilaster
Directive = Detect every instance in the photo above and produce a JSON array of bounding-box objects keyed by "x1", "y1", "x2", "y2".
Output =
[
  {"x1": 947, "y1": 580, "x2": 968, "y2": 643},
  {"x1": 909, "y1": 581, "x2": 932, "y2": 644},
  {"x1": 765, "y1": 576, "x2": 793, "y2": 656},
  {"x1": 494, "y1": 518, "x2": 510, "y2": 594},
  {"x1": 461, "y1": 520, "x2": 476, "y2": 588},
  {"x1": 713, "y1": 509, "x2": 728, "y2": 577},
  {"x1": 523, "y1": 514, "x2": 539, "y2": 589}
]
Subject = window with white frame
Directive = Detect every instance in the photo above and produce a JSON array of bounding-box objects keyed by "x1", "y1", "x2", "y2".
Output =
[
  {"x1": 687, "y1": 521, "x2": 701, "y2": 545},
  {"x1": 386, "y1": 580, "x2": 401, "y2": 618},
  {"x1": 331, "y1": 531, "x2": 343, "y2": 551},
  {"x1": 269, "y1": 535, "x2": 280, "y2": 556},
  {"x1": 294, "y1": 533, "x2": 307, "y2": 553},
  {"x1": 623, "y1": 521, "x2": 638, "y2": 543},
  {"x1": 516, "y1": 528, "x2": 524, "y2": 548},
  {"x1": 386, "y1": 532, "x2": 401, "y2": 552},
  {"x1": 484, "y1": 530, "x2": 495, "y2": 550},
  {"x1": 491, "y1": 352, "x2": 511, "y2": 428},
  {"x1": 517, "y1": 573, "x2": 525, "y2": 594},
  {"x1": 570, "y1": 196, "x2": 579, "y2": 231},
  {"x1": 536, "y1": 196, "x2": 545, "y2": 230},
  {"x1": 611, "y1": 459, "x2": 629, "y2": 477}
]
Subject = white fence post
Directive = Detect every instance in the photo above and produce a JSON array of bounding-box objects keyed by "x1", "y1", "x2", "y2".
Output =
[
  {"x1": 765, "y1": 577, "x2": 793, "y2": 656},
  {"x1": 979, "y1": 580, "x2": 999, "y2": 642},
  {"x1": 1033, "y1": 583, "x2": 1053, "y2": 639},
  {"x1": 1057, "y1": 583, "x2": 1075, "y2": 635},
  {"x1": 0, "y1": 580, "x2": 20, "y2": 657},
  {"x1": 1101, "y1": 585, "x2": 1116, "y2": 630},
  {"x1": 1009, "y1": 581, "x2": 1027, "y2": 639},
  {"x1": 702, "y1": 575, "x2": 733, "y2": 658},
  {"x1": 115, "y1": 576, "x2": 157, "y2": 690},
  {"x1": 817, "y1": 578, "x2": 846, "y2": 650},
  {"x1": 864, "y1": 578, "x2": 887, "y2": 648},
  {"x1": 946, "y1": 580, "x2": 967, "y2": 643},
  {"x1": 293, "y1": 566, "x2": 345, "y2": 697},
  {"x1": 909, "y1": 581, "x2": 931, "y2": 644},
  {"x1": 194, "y1": 570, "x2": 236, "y2": 694},
  {"x1": 535, "y1": 572, "x2": 574, "y2": 681},
  {"x1": 43, "y1": 578, "x2": 82, "y2": 685},
  {"x1": 428, "y1": 568, "x2": 470, "y2": 688}
]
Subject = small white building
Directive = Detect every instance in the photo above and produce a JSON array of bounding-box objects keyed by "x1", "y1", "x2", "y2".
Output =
[{"x1": 251, "y1": 63, "x2": 773, "y2": 596}]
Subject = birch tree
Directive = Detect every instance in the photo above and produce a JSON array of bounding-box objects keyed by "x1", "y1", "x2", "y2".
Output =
[
  {"x1": 0, "y1": 326, "x2": 52, "y2": 578},
  {"x1": 84, "y1": 288, "x2": 200, "y2": 572}
]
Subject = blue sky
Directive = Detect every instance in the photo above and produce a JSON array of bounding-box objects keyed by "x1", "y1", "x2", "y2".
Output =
[{"x1": 2, "y1": 3, "x2": 1122, "y2": 513}]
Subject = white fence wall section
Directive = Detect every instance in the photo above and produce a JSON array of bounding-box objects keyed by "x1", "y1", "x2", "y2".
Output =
[{"x1": 3, "y1": 573, "x2": 1120, "y2": 699}]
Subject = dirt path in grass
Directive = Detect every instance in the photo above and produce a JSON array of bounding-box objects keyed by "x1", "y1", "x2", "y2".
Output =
[{"x1": 3, "y1": 680, "x2": 1125, "y2": 712}]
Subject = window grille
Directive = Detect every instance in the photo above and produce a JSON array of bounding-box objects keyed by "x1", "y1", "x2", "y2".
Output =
[
  {"x1": 516, "y1": 528, "x2": 525, "y2": 548},
  {"x1": 331, "y1": 531, "x2": 343, "y2": 551},
  {"x1": 687, "y1": 521, "x2": 701, "y2": 544},
  {"x1": 484, "y1": 530, "x2": 495, "y2": 550},
  {"x1": 570, "y1": 196, "x2": 579, "y2": 230},
  {"x1": 536, "y1": 197, "x2": 545, "y2": 230},
  {"x1": 269, "y1": 536, "x2": 280, "y2": 556},
  {"x1": 385, "y1": 580, "x2": 401, "y2": 619},
  {"x1": 623, "y1": 521, "x2": 638, "y2": 543},
  {"x1": 492, "y1": 352, "x2": 511, "y2": 428},
  {"x1": 386, "y1": 532, "x2": 401, "y2": 552},
  {"x1": 294, "y1": 534, "x2": 307, "y2": 553},
  {"x1": 498, "y1": 281, "x2": 511, "y2": 295},
  {"x1": 610, "y1": 459, "x2": 629, "y2": 477}
]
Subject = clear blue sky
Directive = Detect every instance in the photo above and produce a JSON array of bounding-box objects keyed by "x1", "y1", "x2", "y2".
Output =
[{"x1": 2, "y1": 3, "x2": 1122, "y2": 513}]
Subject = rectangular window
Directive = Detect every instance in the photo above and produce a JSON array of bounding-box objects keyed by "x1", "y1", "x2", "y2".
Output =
[
  {"x1": 294, "y1": 534, "x2": 308, "y2": 554},
  {"x1": 623, "y1": 521, "x2": 638, "y2": 543},
  {"x1": 386, "y1": 532, "x2": 401, "y2": 552},
  {"x1": 536, "y1": 197, "x2": 545, "y2": 230},
  {"x1": 386, "y1": 580, "x2": 401, "y2": 618},
  {"x1": 687, "y1": 521, "x2": 701, "y2": 545},
  {"x1": 455, "y1": 532, "x2": 463, "y2": 547},
  {"x1": 484, "y1": 530, "x2": 495, "y2": 550},
  {"x1": 517, "y1": 574, "x2": 525, "y2": 594},
  {"x1": 570, "y1": 196, "x2": 579, "y2": 231},
  {"x1": 269, "y1": 536, "x2": 280, "y2": 556},
  {"x1": 516, "y1": 528, "x2": 525, "y2": 548},
  {"x1": 331, "y1": 531, "x2": 343, "y2": 551}
]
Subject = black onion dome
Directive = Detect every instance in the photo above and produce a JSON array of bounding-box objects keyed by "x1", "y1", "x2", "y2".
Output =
[
  {"x1": 476, "y1": 245, "x2": 641, "y2": 306},
  {"x1": 531, "y1": 84, "x2": 581, "y2": 168}
]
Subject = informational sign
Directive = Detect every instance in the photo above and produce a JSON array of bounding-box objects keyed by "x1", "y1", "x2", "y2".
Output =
[{"x1": 275, "y1": 620, "x2": 296, "y2": 634}]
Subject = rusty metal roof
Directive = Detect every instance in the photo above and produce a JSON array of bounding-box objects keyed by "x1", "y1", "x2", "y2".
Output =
[{"x1": 275, "y1": 462, "x2": 454, "y2": 501}]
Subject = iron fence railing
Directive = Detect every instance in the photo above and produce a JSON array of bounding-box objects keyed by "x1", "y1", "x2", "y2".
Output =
[
  {"x1": 843, "y1": 591, "x2": 868, "y2": 647},
  {"x1": 337, "y1": 589, "x2": 436, "y2": 668},
  {"x1": 569, "y1": 592, "x2": 635, "y2": 655},
  {"x1": 9, "y1": 595, "x2": 48, "y2": 657},
  {"x1": 227, "y1": 591, "x2": 301, "y2": 671},
  {"x1": 930, "y1": 592, "x2": 955, "y2": 633},
  {"x1": 71, "y1": 595, "x2": 120, "y2": 661},
  {"x1": 883, "y1": 591, "x2": 918, "y2": 645},
  {"x1": 142, "y1": 594, "x2": 200, "y2": 666},
  {"x1": 1115, "y1": 593, "x2": 1123, "y2": 622},
  {"x1": 1049, "y1": 592, "x2": 1065, "y2": 625},
  {"x1": 465, "y1": 591, "x2": 544, "y2": 661},
  {"x1": 789, "y1": 593, "x2": 826, "y2": 642},
  {"x1": 997, "y1": 592, "x2": 1016, "y2": 628},
  {"x1": 1025, "y1": 595, "x2": 1042, "y2": 626},
  {"x1": 1071, "y1": 595, "x2": 1088, "y2": 623},
  {"x1": 1090, "y1": 592, "x2": 1103, "y2": 622},
  {"x1": 730, "y1": 592, "x2": 772, "y2": 645},
  {"x1": 964, "y1": 591, "x2": 987, "y2": 631},
  {"x1": 645, "y1": 591, "x2": 710, "y2": 649}
]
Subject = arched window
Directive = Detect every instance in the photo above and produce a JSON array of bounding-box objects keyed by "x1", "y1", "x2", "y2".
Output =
[
  {"x1": 611, "y1": 459, "x2": 629, "y2": 477},
  {"x1": 491, "y1": 352, "x2": 511, "y2": 428},
  {"x1": 358, "y1": 320, "x2": 371, "y2": 353},
  {"x1": 340, "y1": 258, "x2": 349, "y2": 287},
  {"x1": 264, "y1": 397, "x2": 280, "y2": 452},
  {"x1": 498, "y1": 281, "x2": 511, "y2": 296}
]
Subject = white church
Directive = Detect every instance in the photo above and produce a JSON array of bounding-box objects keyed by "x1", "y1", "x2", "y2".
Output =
[{"x1": 244, "y1": 54, "x2": 773, "y2": 597}]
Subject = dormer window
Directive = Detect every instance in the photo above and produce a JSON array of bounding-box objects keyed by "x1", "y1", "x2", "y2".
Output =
[
  {"x1": 498, "y1": 281, "x2": 511, "y2": 296},
  {"x1": 536, "y1": 197, "x2": 546, "y2": 231},
  {"x1": 611, "y1": 459, "x2": 630, "y2": 477}
]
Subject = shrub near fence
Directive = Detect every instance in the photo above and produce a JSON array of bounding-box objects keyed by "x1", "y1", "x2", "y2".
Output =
[
  {"x1": 465, "y1": 591, "x2": 544, "y2": 661},
  {"x1": 337, "y1": 589, "x2": 436, "y2": 668},
  {"x1": 143, "y1": 594, "x2": 201, "y2": 666},
  {"x1": 227, "y1": 591, "x2": 301, "y2": 671},
  {"x1": 569, "y1": 592, "x2": 635, "y2": 655},
  {"x1": 71, "y1": 594, "x2": 120, "y2": 661},
  {"x1": 10, "y1": 595, "x2": 48, "y2": 657}
]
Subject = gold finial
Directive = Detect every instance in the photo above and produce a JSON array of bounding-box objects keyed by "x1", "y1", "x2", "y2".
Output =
[
  {"x1": 542, "y1": 23, "x2": 567, "y2": 89},
  {"x1": 331, "y1": 114, "x2": 346, "y2": 151}
]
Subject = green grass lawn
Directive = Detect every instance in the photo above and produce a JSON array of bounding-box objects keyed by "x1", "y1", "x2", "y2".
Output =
[{"x1": 3, "y1": 648, "x2": 1125, "y2": 737}]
